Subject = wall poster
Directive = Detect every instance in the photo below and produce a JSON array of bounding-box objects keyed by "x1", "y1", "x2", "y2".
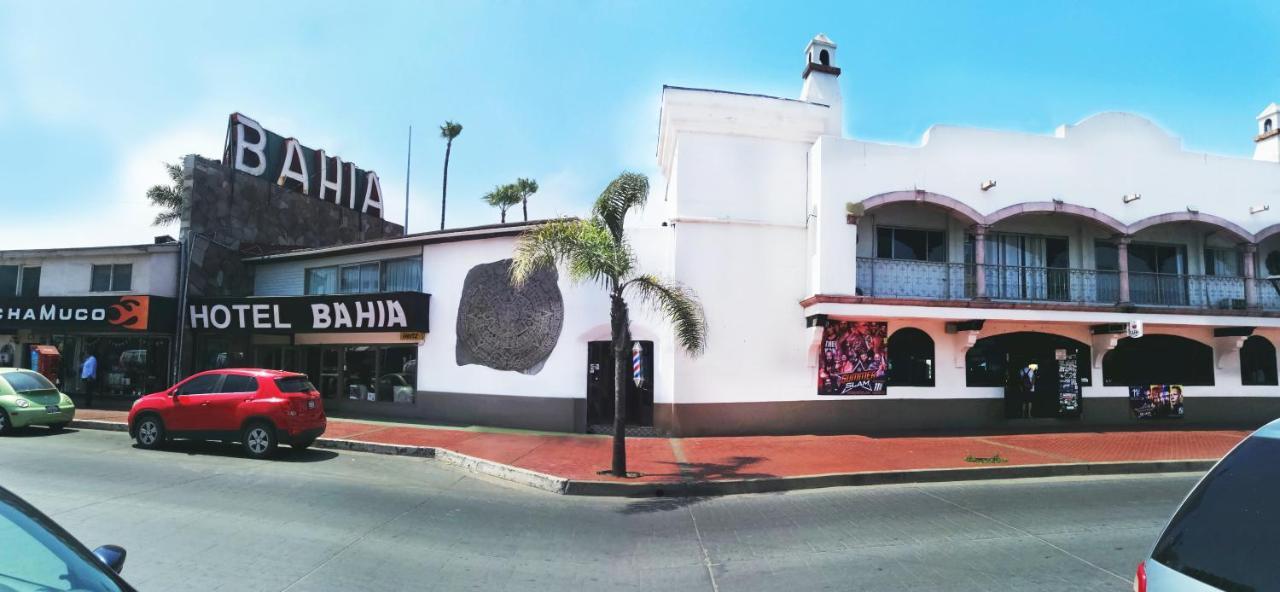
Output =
[
  {"x1": 1057, "y1": 352, "x2": 1082, "y2": 416},
  {"x1": 817, "y1": 321, "x2": 887, "y2": 396},
  {"x1": 1129, "y1": 385, "x2": 1185, "y2": 419}
]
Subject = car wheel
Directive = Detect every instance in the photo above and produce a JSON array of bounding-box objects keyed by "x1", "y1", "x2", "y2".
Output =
[
  {"x1": 0, "y1": 409, "x2": 11, "y2": 436},
  {"x1": 134, "y1": 415, "x2": 166, "y2": 449},
  {"x1": 47, "y1": 422, "x2": 68, "y2": 432},
  {"x1": 242, "y1": 422, "x2": 278, "y2": 459},
  {"x1": 290, "y1": 439, "x2": 315, "y2": 451}
]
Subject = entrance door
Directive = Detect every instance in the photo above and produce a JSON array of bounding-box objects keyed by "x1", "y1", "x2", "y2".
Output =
[
  {"x1": 317, "y1": 347, "x2": 341, "y2": 400},
  {"x1": 1004, "y1": 354, "x2": 1059, "y2": 419},
  {"x1": 586, "y1": 341, "x2": 654, "y2": 427}
]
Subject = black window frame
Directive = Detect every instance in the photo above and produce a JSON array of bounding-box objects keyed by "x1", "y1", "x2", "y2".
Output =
[
  {"x1": 886, "y1": 328, "x2": 935, "y2": 387},
  {"x1": 875, "y1": 226, "x2": 947, "y2": 262},
  {"x1": 89, "y1": 264, "x2": 132, "y2": 292},
  {"x1": 1240, "y1": 335, "x2": 1278, "y2": 386},
  {"x1": 0, "y1": 265, "x2": 19, "y2": 297},
  {"x1": 19, "y1": 266, "x2": 40, "y2": 297}
]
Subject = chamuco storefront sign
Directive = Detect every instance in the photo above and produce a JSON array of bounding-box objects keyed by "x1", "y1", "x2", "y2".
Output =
[
  {"x1": 0, "y1": 295, "x2": 176, "y2": 333},
  {"x1": 187, "y1": 292, "x2": 430, "y2": 333}
]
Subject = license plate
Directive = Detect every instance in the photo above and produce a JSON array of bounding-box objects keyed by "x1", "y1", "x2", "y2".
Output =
[
  {"x1": 306, "y1": 400, "x2": 316, "y2": 409},
  {"x1": 45, "y1": 405, "x2": 59, "y2": 414}
]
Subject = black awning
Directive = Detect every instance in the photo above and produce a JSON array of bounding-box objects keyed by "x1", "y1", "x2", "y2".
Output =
[{"x1": 187, "y1": 291, "x2": 430, "y2": 334}]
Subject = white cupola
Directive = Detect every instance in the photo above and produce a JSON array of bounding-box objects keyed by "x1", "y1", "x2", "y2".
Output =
[
  {"x1": 800, "y1": 33, "x2": 843, "y2": 136},
  {"x1": 1256, "y1": 103, "x2": 1280, "y2": 163}
]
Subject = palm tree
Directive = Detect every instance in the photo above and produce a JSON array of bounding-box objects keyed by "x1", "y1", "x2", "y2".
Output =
[
  {"x1": 483, "y1": 184, "x2": 523, "y2": 223},
  {"x1": 511, "y1": 172, "x2": 706, "y2": 476},
  {"x1": 439, "y1": 121, "x2": 463, "y2": 230},
  {"x1": 515, "y1": 177, "x2": 539, "y2": 221},
  {"x1": 146, "y1": 162, "x2": 185, "y2": 226}
]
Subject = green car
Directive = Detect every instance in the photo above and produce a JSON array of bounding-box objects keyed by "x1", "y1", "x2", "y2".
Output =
[{"x1": 0, "y1": 368, "x2": 76, "y2": 435}]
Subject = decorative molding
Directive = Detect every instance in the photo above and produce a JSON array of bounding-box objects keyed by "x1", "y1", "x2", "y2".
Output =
[
  {"x1": 1091, "y1": 333, "x2": 1120, "y2": 368},
  {"x1": 955, "y1": 330, "x2": 981, "y2": 368},
  {"x1": 1214, "y1": 335, "x2": 1248, "y2": 369}
]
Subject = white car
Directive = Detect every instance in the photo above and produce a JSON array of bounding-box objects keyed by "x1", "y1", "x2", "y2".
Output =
[{"x1": 1136, "y1": 418, "x2": 1280, "y2": 591}]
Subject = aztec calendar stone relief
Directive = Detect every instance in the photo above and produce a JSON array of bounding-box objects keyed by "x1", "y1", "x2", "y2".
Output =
[{"x1": 455, "y1": 258, "x2": 564, "y2": 374}]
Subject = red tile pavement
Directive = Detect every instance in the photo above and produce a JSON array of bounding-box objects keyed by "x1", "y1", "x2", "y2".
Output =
[{"x1": 73, "y1": 409, "x2": 1246, "y2": 484}]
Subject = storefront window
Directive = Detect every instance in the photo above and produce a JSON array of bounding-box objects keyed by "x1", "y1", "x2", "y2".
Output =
[
  {"x1": 378, "y1": 346, "x2": 417, "y2": 403},
  {"x1": 1240, "y1": 335, "x2": 1277, "y2": 386},
  {"x1": 887, "y1": 328, "x2": 934, "y2": 387},
  {"x1": 1103, "y1": 334, "x2": 1214, "y2": 386},
  {"x1": 344, "y1": 346, "x2": 378, "y2": 401}
]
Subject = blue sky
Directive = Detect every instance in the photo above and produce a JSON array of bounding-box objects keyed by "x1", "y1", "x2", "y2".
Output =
[{"x1": 2, "y1": 1, "x2": 1278, "y2": 248}]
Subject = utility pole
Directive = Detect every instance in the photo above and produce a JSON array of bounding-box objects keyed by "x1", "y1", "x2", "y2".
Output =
[{"x1": 403, "y1": 125, "x2": 412, "y2": 236}]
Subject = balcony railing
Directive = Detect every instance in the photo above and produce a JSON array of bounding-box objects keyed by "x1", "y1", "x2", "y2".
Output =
[{"x1": 855, "y1": 258, "x2": 1252, "y2": 311}]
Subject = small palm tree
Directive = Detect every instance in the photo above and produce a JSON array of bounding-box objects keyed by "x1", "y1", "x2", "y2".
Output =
[
  {"x1": 146, "y1": 162, "x2": 185, "y2": 226},
  {"x1": 439, "y1": 121, "x2": 463, "y2": 230},
  {"x1": 483, "y1": 184, "x2": 523, "y2": 223},
  {"x1": 512, "y1": 172, "x2": 706, "y2": 476},
  {"x1": 515, "y1": 177, "x2": 539, "y2": 221}
]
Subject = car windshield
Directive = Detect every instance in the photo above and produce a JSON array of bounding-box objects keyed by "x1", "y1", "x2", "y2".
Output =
[
  {"x1": 275, "y1": 376, "x2": 316, "y2": 393},
  {"x1": 1151, "y1": 435, "x2": 1280, "y2": 590},
  {"x1": 0, "y1": 494, "x2": 122, "y2": 592},
  {"x1": 0, "y1": 372, "x2": 56, "y2": 394}
]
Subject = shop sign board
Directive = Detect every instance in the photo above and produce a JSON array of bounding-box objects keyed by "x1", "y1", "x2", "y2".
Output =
[
  {"x1": 817, "y1": 320, "x2": 887, "y2": 395},
  {"x1": 223, "y1": 113, "x2": 384, "y2": 218},
  {"x1": 1129, "y1": 384, "x2": 1185, "y2": 419},
  {"x1": 0, "y1": 295, "x2": 176, "y2": 333},
  {"x1": 187, "y1": 292, "x2": 430, "y2": 333},
  {"x1": 1127, "y1": 320, "x2": 1144, "y2": 339}
]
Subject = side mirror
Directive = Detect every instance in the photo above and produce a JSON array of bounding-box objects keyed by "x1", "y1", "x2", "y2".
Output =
[{"x1": 93, "y1": 544, "x2": 126, "y2": 573}]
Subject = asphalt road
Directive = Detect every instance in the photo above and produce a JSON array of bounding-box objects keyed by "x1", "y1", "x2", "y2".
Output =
[{"x1": 0, "y1": 428, "x2": 1199, "y2": 591}]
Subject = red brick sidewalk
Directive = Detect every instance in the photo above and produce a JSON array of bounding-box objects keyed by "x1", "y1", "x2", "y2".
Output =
[{"x1": 74, "y1": 409, "x2": 1246, "y2": 484}]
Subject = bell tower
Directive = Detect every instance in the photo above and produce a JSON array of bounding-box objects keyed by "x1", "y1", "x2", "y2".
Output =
[
  {"x1": 801, "y1": 34, "x2": 843, "y2": 135},
  {"x1": 1255, "y1": 103, "x2": 1280, "y2": 163}
]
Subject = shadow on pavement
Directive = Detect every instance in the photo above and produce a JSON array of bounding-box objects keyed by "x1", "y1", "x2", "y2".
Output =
[
  {"x1": 670, "y1": 455, "x2": 774, "y2": 481},
  {"x1": 4, "y1": 427, "x2": 79, "y2": 438},
  {"x1": 130, "y1": 439, "x2": 339, "y2": 463}
]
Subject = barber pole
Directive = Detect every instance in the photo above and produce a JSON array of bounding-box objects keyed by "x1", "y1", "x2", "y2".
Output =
[{"x1": 632, "y1": 342, "x2": 644, "y2": 387}]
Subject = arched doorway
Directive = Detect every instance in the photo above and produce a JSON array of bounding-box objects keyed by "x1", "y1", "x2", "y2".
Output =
[
  {"x1": 887, "y1": 328, "x2": 934, "y2": 387},
  {"x1": 966, "y1": 331, "x2": 1090, "y2": 419}
]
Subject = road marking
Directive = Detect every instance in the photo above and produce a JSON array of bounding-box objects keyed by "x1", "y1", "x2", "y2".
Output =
[{"x1": 685, "y1": 502, "x2": 721, "y2": 592}]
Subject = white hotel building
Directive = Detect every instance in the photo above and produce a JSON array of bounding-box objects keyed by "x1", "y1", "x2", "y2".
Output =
[{"x1": 184, "y1": 34, "x2": 1280, "y2": 436}]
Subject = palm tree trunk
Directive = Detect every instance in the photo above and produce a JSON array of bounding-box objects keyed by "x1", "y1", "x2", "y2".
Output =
[
  {"x1": 523, "y1": 199, "x2": 528, "y2": 222},
  {"x1": 500, "y1": 208, "x2": 506, "y2": 223},
  {"x1": 440, "y1": 140, "x2": 452, "y2": 230},
  {"x1": 610, "y1": 290, "x2": 629, "y2": 477}
]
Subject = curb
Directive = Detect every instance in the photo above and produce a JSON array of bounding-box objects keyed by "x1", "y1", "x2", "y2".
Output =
[{"x1": 67, "y1": 420, "x2": 1214, "y2": 498}]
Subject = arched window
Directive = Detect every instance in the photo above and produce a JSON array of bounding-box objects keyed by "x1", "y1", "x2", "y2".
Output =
[
  {"x1": 965, "y1": 331, "x2": 1090, "y2": 387},
  {"x1": 819, "y1": 49, "x2": 830, "y2": 66},
  {"x1": 888, "y1": 328, "x2": 934, "y2": 386},
  {"x1": 1241, "y1": 335, "x2": 1277, "y2": 386},
  {"x1": 1103, "y1": 334, "x2": 1214, "y2": 386},
  {"x1": 1267, "y1": 118, "x2": 1274, "y2": 133}
]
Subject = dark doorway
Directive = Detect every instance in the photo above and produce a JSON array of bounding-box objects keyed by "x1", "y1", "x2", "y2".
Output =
[
  {"x1": 586, "y1": 340, "x2": 654, "y2": 428},
  {"x1": 967, "y1": 331, "x2": 1089, "y2": 419}
]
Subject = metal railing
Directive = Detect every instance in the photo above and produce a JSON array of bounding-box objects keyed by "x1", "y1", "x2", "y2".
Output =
[
  {"x1": 1255, "y1": 278, "x2": 1280, "y2": 311},
  {"x1": 855, "y1": 258, "x2": 1251, "y2": 311}
]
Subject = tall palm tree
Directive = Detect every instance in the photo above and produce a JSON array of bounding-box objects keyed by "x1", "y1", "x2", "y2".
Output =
[
  {"x1": 512, "y1": 172, "x2": 706, "y2": 476},
  {"x1": 439, "y1": 121, "x2": 463, "y2": 230},
  {"x1": 483, "y1": 184, "x2": 523, "y2": 223},
  {"x1": 146, "y1": 162, "x2": 185, "y2": 226},
  {"x1": 515, "y1": 177, "x2": 539, "y2": 221}
]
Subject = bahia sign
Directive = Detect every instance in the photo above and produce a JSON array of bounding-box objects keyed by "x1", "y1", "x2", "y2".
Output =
[
  {"x1": 222, "y1": 113, "x2": 384, "y2": 218},
  {"x1": 187, "y1": 292, "x2": 430, "y2": 334}
]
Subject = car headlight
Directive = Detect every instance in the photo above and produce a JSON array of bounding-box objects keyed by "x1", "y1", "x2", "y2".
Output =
[{"x1": 15, "y1": 399, "x2": 30, "y2": 408}]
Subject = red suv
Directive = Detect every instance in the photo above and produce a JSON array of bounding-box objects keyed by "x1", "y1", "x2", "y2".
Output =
[{"x1": 128, "y1": 369, "x2": 326, "y2": 459}]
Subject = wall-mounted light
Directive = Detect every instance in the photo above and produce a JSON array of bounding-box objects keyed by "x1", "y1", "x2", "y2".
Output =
[
  {"x1": 1252, "y1": 204, "x2": 1270, "y2": 215},
  {"x1": 980, "y1": 180, "x2": 996, "y2": 191},
  {"x1": 1123, "y1": 193, "x2": 1142, "y2": 203}
]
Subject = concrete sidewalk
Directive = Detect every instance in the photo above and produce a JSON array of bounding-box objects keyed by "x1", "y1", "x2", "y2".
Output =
[{"x1": 70, "y1": 409, "x2": 1244, "y2": 496}]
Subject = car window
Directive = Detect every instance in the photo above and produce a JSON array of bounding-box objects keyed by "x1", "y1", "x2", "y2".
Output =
[
  {"x1": 177, "y1": 374, "x2": 222, "y2": 395},
  {"x1": 219, "y1": 375, "x2": 258, "y2": 393},
  {"x1": 0, "y1": 496, "x2": 122, "y2": 592},
  {"x1": 275, "y1": 377, "x2": 315, "y2": 393},
  {"x1": 1151, "y1": 436, "x2": 1280, "y2": 590},
  {"x1": 1, "y1": 372, "x2": 56, "y2": 393}
]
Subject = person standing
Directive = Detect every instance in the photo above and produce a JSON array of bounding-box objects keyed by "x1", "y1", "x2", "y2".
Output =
[{"x1": 81, "y1": 353, "x2": 97, "y2": 409}]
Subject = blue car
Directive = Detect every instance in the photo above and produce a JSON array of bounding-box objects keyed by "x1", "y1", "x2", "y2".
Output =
[{"x1": 1137, "y1": 418, "x2": 1280, "y2": 591}]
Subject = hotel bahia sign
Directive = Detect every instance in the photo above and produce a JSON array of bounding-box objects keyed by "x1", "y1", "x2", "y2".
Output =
[
  {"x1": 187, "y1": 293, "x2": 430, "y2": 333},
  {"x1": 223, "y1": 112, "x2": 385, "y2": 218}
]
